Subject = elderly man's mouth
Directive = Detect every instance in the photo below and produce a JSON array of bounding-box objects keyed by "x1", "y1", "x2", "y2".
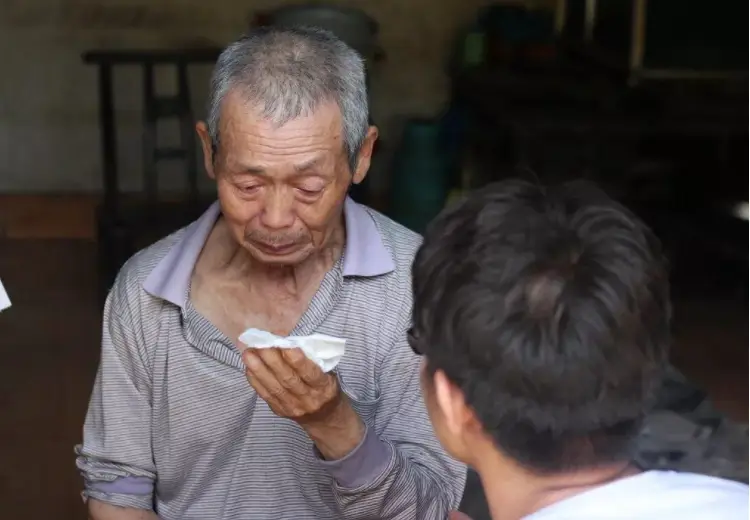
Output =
[{"x1": 253, "y1": 241, "x2": 299, "y2": 255}]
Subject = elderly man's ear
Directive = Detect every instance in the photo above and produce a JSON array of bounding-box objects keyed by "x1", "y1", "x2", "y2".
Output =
[
  {"x1": 195, "y1": 121, "x2": 216, "y2": 180},
  {"x1": 353, "y1": 126, "x2": 379, "y2": 184}
]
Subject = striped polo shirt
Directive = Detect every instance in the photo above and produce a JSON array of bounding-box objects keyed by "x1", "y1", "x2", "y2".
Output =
[{"x1": 75, "y1": 198, "x2": 466, "y2": 519}]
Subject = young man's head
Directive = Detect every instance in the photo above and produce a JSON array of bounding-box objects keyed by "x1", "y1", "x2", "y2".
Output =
[{"x1": 411, "y1": 180, "x2": 670, "y2": 478}]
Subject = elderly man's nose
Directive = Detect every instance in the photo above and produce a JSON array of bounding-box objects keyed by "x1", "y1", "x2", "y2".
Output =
[{"x1": 261, "y1": 192, "x2": 295, "y2": 229}]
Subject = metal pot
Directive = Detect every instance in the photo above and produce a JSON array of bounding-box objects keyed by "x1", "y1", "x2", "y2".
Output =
[{"x1": 264, "y1": 4, "x2": 380, "y2": 61}]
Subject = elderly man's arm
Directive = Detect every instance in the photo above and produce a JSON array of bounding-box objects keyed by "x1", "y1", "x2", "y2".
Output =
[
  {"x1": 317, "y1": 308, "x2": 467, "y2": 519},
  {"x1": 89, "y1": 500, "x2": 159, "y2": 520},
  {"x1": 76, "y1": 275, "x2": 158, "y2": 518}
]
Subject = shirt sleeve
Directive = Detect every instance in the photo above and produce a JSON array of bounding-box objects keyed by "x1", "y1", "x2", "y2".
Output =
[
  {"x1": 320, "y1": 298, "x2": 467, "y2": 519},
  {"x1": 74, "y1": 275, "x2": 157, "y2": 510}
]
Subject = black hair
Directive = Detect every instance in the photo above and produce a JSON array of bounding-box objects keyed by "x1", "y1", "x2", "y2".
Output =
[{"x1": 411, "y1": 179, "x2": 670, "y2": 473}]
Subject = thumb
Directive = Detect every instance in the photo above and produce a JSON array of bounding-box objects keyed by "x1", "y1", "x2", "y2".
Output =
[{"x1": 449, "y1": 512, "x2": 473, "y2": 520}]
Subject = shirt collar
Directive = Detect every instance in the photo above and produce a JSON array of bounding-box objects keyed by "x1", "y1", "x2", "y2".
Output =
[{"x1": 143, "y1": 197, "x2": 395, "y2": 308}]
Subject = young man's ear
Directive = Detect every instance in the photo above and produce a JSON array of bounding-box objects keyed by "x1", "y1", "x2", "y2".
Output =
[
  {"x1": 196, "y1": 121, "x2": 216, "y2": 180},
  {"x1": 434, "y1": 369, "x2": 472, "y2": 438}
]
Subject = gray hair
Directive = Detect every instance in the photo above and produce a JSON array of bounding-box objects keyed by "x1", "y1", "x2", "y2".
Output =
[{"x1": 207, "y1": 26, "x2": 369, "y2": 171}]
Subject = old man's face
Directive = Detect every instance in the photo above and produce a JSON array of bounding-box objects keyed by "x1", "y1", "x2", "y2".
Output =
[{"x1": 197, "y1": 90, "x2": 376, "y2": 266}]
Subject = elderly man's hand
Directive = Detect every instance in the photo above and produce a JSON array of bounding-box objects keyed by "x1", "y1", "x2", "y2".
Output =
[{"x1": 243, "y1": 347, "x2": 365, "y2": 459}]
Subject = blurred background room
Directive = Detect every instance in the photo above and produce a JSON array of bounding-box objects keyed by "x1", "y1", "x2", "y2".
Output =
[{"x1": 0, "y1": 1, "x2": 746, "y2": 518}]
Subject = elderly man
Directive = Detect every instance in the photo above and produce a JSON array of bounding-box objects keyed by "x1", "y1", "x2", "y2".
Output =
[
  {"x1": 412, "y1": 180, "x2": 748, "y2": 520},
  {"x1": 76, "y1": 27, "x2": 465, "y2": 519}
]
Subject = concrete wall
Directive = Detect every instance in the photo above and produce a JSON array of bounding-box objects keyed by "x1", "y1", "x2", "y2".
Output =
[{"x1": 0, "y1": 0, "x2": 542, "y2": 195}]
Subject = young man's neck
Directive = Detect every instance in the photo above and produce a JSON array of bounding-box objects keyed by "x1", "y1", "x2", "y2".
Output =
[{"x1": 475, "y1": 450, "x2": 639, "y2": 520}]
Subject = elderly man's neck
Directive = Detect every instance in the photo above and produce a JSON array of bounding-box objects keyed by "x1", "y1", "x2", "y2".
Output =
[
  {"x1": 211, "y1": 217, "x2": 345, "y2": 296},
  {"x1": 228, "y1": 242, "x2": 343, "y2": 295}
]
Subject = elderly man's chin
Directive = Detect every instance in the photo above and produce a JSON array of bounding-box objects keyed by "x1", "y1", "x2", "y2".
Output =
[{"x1": 243, "y1": 239, "x2": 314, "y2": 266}]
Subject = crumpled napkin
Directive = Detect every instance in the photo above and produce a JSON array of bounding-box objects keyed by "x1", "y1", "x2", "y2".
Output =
[
  {"x1": 0, "y1": 278, "x2": 10, "y2": 312},
  {"x1": 238, "y1": 328, "x2": 346, "y2": 373}
]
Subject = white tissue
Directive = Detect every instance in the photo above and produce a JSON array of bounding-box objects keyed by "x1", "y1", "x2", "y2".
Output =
[
  {"x1": 0, "y1": 278, "x2": 10, "y2": 312},
  {"x1": 238, "y1": 328, "x2": 346, "y2": 373}
]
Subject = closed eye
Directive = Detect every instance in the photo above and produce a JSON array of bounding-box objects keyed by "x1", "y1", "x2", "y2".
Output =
[
  {"x1": 237, "y1": 184, "x2": 261, "y2": 194},
  {"x1": 295, "y1": 182, "x2": 326, "y2": 198}
]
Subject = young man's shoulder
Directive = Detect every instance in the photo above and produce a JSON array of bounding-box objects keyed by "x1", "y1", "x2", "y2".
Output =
[{"x1": 527, "y1": 471, "x2": 748, "y2": 520}]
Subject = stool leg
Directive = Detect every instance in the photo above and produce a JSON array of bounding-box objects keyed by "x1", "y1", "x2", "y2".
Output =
[{"x1": 142, "y1": 62, "x2": 158, "y2": 211}]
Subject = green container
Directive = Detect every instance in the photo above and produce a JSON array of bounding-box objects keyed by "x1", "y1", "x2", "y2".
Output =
[{"x1": 388, "y1": 119, "x2": 451, "y2": 234}]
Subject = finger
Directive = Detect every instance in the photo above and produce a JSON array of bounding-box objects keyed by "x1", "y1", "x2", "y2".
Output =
[
  {"x1": 282, "y1": 348, "x2": 327, "y2": 386},
  {"x1": 242, "y1": 350, "x2": 288, "y2": 399},
  {"x1": 246, "y1": 368, "x2": 273, "y2": 402},
  {"x1": 257, "y1": 348, "x2": 307, "y2": 395}
]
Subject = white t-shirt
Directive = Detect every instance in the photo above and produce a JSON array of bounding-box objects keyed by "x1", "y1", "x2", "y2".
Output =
[{"x1": 525, "y1": 470, "x2": 748, "y2": 519}]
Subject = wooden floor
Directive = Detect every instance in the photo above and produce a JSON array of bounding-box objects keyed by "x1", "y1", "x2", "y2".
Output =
[{"x1": 0, "y1": 238, "x2": 746, "y2": 519}]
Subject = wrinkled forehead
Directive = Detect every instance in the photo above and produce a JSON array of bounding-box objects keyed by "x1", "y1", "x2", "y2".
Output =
[
  {"x1": 215, "y1": 93, "x2": 349, "y2": 174},
  {"x1": 219, "y1": 90, "x2": 344, "y2": 144}
]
